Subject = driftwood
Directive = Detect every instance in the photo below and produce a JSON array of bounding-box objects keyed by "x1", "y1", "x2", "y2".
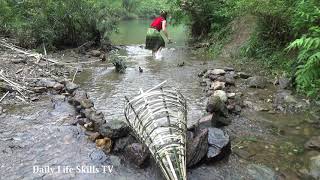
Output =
[
  {"x1": 0, "y1": 91, "x2": 9, "y2": 102},
  {"x1": 72, "y1": 67, "x2": 79, "y2": 83},
  {"x1": 0, "y1": 40, "x2": 59, "y2": 64},
  {"x1": 0, "y1": 71, "x2": 32, "y2": 100}
]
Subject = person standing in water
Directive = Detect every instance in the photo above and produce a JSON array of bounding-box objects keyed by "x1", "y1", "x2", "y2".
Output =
[{"x1": 145, "y1": 11, "x2": 171, "y2": 58}]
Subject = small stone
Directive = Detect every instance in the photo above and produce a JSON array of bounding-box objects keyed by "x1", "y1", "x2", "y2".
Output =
[
  {"x1": 53, "y1": 83, "x2": 64, "y2": 91},
  {"x1": 37, "y1": 79, "x2": 56, "y2": 88},
  {"x1": 124, "y1": 143, "x2": 150, "y2": 168},
  {"x1": 96, "y1": 137, "x2": 112, "y2": 153},
  {"x1": 224, "y1": 67, "x2": 234, "y2": 71},
  {"x1": 211, "y1": 81, "x2": 225, "y2": 90},
  {"x1": 99, "y1": 120, "x2": 130, "y2": 139},
  {"x1": 31, "y1": 97, "x2": 39, "y2": 102},
  {"x1": 206, "y1": 96, "x2": 224, "y2": 113},
  {"x1": 278, "y1": 77, "x2": 291, "y2": 89},
  {"x1": 213, "y1": 90, "x2": 228, "y2": 102},
  {"x1": 309, "y1": 155, "x2": 320, "y2": 179},
  {"x1": 305, "y1": 136, "x2": 320, "y2": 150},
  {"x1": 90, "y1": 50, "x2": 102, "y2": 57},
  {"x1": 237, "y1": 72, "x2": 251, "y2": 79},
  {"x1": 247, "y1": 164, "x2": 277, "y2": 180},
  {"x1": 65, "y1": 81, "x2": 79, "y2": 93},
  {"x1": 198, "y1": 69, "x2": 208, "y2": 77},
  {"x1": 113, "y1": 136, "x2": 137, "y2": 153},
  {"x1": 210, "y1": 69, "x2": 226, "y2": 75},
  {"x1": 80, "y1": 99, "x2": 94, "y2": 109},
  {"x1": 227, "y1": 93, "x2": 236, "y2": 99},
  {"x1": 248, "y1": 76, "x2": 268, "y2": 89},
  {"x1": 86, "y1": 131, "x2": 102, "y2": 142}
]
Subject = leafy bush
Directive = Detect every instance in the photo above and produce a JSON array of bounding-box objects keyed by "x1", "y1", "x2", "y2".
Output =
[{"x1": 0, "y1": 0, "x2": 119, "y2": 49}]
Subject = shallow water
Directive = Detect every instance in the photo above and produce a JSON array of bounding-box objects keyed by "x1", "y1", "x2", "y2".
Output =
[{"x1": 1, "y1": 19, "x2": 319, "y2": 180}]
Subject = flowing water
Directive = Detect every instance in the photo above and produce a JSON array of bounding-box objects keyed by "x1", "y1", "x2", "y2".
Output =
[{"x1": 1, "y1": 20, "x2": 319, "y2": 180}]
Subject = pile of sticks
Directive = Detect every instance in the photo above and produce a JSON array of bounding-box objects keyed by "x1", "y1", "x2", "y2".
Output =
[{"x1": 0, "y1": 70, "x2": 32, "y2": 103}]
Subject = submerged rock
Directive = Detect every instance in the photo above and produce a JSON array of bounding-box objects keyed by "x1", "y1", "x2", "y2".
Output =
[
  {"x1": 124, "y1": 143, "x2": 150, "y2": 168},
  {"x1": 187, "y1": 129, "x2": 208, "y2": 167},
  {"x1": 309, "y1": 155, "x2": 320, "y2": 179},
  {"x1": 247, "y1": 164, "x2": 277, "y2": 180},
  {"x1": 248, "y1": 76, "x2": 268, "y2": 89},
  {"x1": 206, "y1": 128, "x2": 231, "y2": 162},
  {"x1": 99, "y1": 120, "x2": 129, "y2": 139},
  {"x1": 305, "y1": 136, "x2": 320, "y2": 151}
]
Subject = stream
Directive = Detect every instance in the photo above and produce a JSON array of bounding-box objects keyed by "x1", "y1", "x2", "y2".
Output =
[{"x1": 0, "y1": 19, "x2": 319, "y2": 180}]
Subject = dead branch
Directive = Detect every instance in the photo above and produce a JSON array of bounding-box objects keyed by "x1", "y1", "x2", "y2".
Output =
[{"x1": 0, "y1": 91, "x2": 9, "y2": 102}]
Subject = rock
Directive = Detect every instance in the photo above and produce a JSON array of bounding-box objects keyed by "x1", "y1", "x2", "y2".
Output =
[
  {"x1": 206, "y1": 96, "x2": 224, "y2": 113},
  {"x1": 248, "y1": 76, "x2": 268, "y2": 88},
  {"x1": 90, "y1": 50, "x2": 102, "y2": 57},
  {"x1": 212, "y1": 116, "x2": 231, "y2": 127},
  {"x1": 113, "y1": 135, "x2": 137, "y2": 153},
  {"x1": 30, "y1": 97, "x2": 39, "y2": 102},
  {"x1": 237, "y1": 72, "x2": 251, "y2": 79},
  {"x1": 187, "y1": 129, "x2": 208, "y2": 167},
  {"x1": 207, "y1": 128, "x2": 231, "y2": 162},
  {"x1": 53, "y1": 83, "x2": 64, "y2": 91},
  {"x1": 70, "y1": 90, "x2": 88, "y2": 105},
  {"x1": 80, "y1": 99, "x2": 94, "y2": 109},
  {"x1": 12, "y1": 58, "x2": 27, "y2": 64},
  {"x1": 65, "y1": 81, "x2": 79, "y2": 93},
  {"x1": 227, "y1": 93, "x2": 236, "y2": 99},
  {"x1": 213, "y1": 90, "x2": 228, "y2": 102},
  {"x1": 81, "y1": 109, "x2": 105, "y2": 130},
  {"x1": 124, "y1": 143, "x2": 150, "y2": 168},
  {"x1": 37, "y1": 79, "x2": 56, "y2": 88},
  {"x1": 208, "y1": 74, "x2": 219, "y2": 81},
  {"x1": 309, "y1": 155, "x2": 320, "y2": 179},
  {"x1": 211, "y1": 81, "x2": 225, "y2": 90},
  {"x1": 96, "y1": 137, "x2": 112, "y2": 153},
  {"x1": 210, "y1": 69, "x2": 226, "y2": 75},
  {"x1": 224, "y1": 67, "x2": 235, "y2": 71},
  {"x1": 99, "y1": 120, "x2": 129, "y2": 139},
  {"x1": 225, "y1": 75, "x2": 235, "y2": 86},
  {"x1": 86, "y1": 131, "x2": 102, "y2": 142},
  {"x1": 198, "y1": 69, "x2": 208, "y2": 77},
  {"x1": 273, "y1": 90, "x2": 298, "y2": 110},
  {"x1": 247, "y1": 164, "x2": 277, "y2": 180},
  {"x1": 305, "y1": 136, "x2": 320, "y2": 151},
  {"x1": 278, "y1": 77, "x2": 291, "y2": 89}
]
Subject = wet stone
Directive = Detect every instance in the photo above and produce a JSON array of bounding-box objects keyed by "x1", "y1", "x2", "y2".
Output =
[
  {"x1": 113, "y1": 135, "x2": 137, "y2": 153},
  {"x1": 213, "y1": 90, "x2": 228, "y2": 102},
  {"x1": 309, "y1": 155, "x2": 320, "y2": 179},
  {"x1": 211, "y1": 81, "x2": 225, "y2": 90},
  {"x1": 36, "y1": 78, "x2": 56, "y2": 88},
  {"x1": 237, "y1": 72, "x2": 251, "y2": 79},
  {"x1": 80, "y1": 99, "x2": 94, "y2": 109},
  {"x1": 64, "y1": 81, "x2": 79, "y2": 93},
  {"x1": 247, "y1": 164, "x2": 277, "y2": 180},
  {"x1": 248, "y1": 76, "x2": 268, "y2": 89},
  {"x1": 207, "y1": 128, "x2": 231, "y2": 162},
  {"x1": 99, "y1": 120, "x2": 129, "y2": 139},
  {"x1": 96, "y1": 137, "x2": 112, "y2": 153},
  {"x1": 187, "y1": 128, "x2": 208, "y2": 167},
  {"x1": 210, "y1": 69, "x2": 226, "y2": 75},
  {"x1": 124, "y1": 143, "x2": 150, "y2": 168},
  {"x1": 305, "y1": 136, "x2": 320, "y2": 151}
]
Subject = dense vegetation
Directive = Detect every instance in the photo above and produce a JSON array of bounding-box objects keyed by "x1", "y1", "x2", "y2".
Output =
[{"x1": 170, "y1": 0, "x2": 320, "y2": 98}]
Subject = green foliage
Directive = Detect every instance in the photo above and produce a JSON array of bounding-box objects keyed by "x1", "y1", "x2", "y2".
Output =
[
  {"x1": 111, "y1": 55, "x2": 127, "y2": 73},
  {"x1": 0, "y1": 0, "x2": 119, "y2": 49},
  {"x1": 286, "y1": 0, "x2": 320, "y2": 97}
]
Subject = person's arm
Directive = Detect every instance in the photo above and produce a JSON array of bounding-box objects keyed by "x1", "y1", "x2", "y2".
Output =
[{"x1": 162, "y1": 20, "x2": 169, "y2": 39}]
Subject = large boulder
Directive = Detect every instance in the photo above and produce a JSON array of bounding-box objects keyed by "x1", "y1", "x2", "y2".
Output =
[
  {"x1": 206, "y1": 128, "x2": 231, "y2": 162},
  {"x1": 99, "y1": 120, "x2": 129, "y2": 139},
  {"x1": 247, "y1": 164, "x2": 277, "y2": 180},
  {"x1": 187, "y1": 129, "x2": 208, "y2": 167},
  {"x1": 248, "y1": 76, "x2": 268, "y2": 88},
  {"x1": 305, "y1": 136, "x2": 320, "y2": 151},
  {"x1": 124, "y1": 143, "x2": 150, "y2": 168}
]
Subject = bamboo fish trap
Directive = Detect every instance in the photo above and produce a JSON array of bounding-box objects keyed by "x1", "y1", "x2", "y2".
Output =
[{"x1": 124, "y1": 81, "x2": 187, "y2": 180}]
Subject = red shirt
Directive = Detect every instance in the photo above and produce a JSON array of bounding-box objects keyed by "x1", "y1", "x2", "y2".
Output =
[{"x1": 150, "y1": 16, "x2": 165, "y2": 31}]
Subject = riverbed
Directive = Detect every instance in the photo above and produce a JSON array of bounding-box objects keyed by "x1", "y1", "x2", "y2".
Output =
[{"x1": 0, "y1": 19, "x2": 319, "y2": 180}]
